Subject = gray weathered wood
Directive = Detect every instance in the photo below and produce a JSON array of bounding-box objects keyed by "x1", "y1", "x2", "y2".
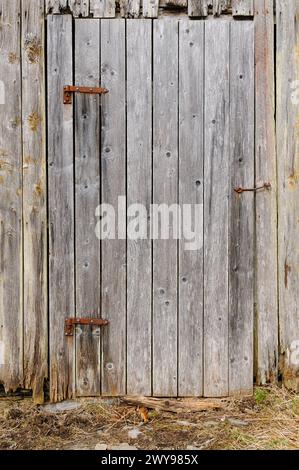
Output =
[
  {"x1": 74, "y1": 19, "x2": 101, "y2": 396},
  {"x1": 90, "y1": 0, "x2": 115, "y2": 17},
  {"x1": 204, "y1": 20, "x2": 230, "y2": 398},
  {"x1": 47, "y1": 15, "x2": 74, "y2": 402},
  {"x1": 232, "y1": 0, "x2": 253, "y2": 16},
  {"x1": 0, "y1": 0, "x2": 23, "y2": 393},
  {"x1": 70, "y1": 0, "x2": 90, "y2": 16},
  {"x1": 126, "y1": 20, "x2": 152, "y2": 396},
  {"x1": 100, "y1": 19, "x2": 126, "y2": 395},
  {"x1": 46, "y1": 0, "x2": 68, "y2": 13},
  {"x1": 276, "y1": 0, "x2": 299, "y2": 391},
  {"x1": 164, "y1": 0, "x2": 187, "y2": 6},
  {"x1": 254, "y1": 0, "x2": 278, "y2": 385},
  {"x1": 188, "y1": 0, "x2": 208, "y2": 16},
  {"x1": 120, "y1": 0, "x2": 140, "y2": 17},
  {"x1": 178, "y1": 20, "x2": 204, "y2": 397},
  {"x1": 143, "y1": 0, "x2": 159, "y2": 17},
  {"x1": 229, "y1": 21, "x2": 254, "y2": 395},
  {"x1": 213, "y1": 0, "x2": 229, "y2": 16},
  {"x1": 153, "y1": 19, "x2": 179, "y2": 397},
  {"x1": 22, "y1": 0, "x2": 48, "y2": 404}
]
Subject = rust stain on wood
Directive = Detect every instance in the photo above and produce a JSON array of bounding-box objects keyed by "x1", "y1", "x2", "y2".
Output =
[
  {"x1": 284, "y1": 260, "x2": 291, "y2": 289},
  {"x1": 24, "y1": 36, "x2": 42, "y2": 64},
  {"x1": 28, "y1": 112, "x2": 42, "y2": 132},
  {"x1": 8, "y1": 52, "x2": 18, "y2": 64},
  {"x1": 287, "y1": 172, "x2": 299, "y2": 187}
]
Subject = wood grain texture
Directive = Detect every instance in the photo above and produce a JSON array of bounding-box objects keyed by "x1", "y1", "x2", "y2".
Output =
[
  {"x1": 153, "y1": 19, "x2": 179, "y2": 397},
  {"x1": 74, "y1": 19, "x2": 101, "y2": 396},
  {"x1": 47, "y1": 15, "x2": 75, "y2": 402},
  {"x1": 232, "y1": 0, "x2": 253, "y2": 16},
  {"x1": 120, "y1": 0, "x2": 140, "y2": 17},
  {"x1": 126, "y1": 20, "x2": 152, "y2": 396},
  {"x1": 143, "y1": 0, "x2": 159, "y2": 18},
  {"x1": 90, "y1": 0, "x2": 115, "y2": 17},
  {"x1": 0, "y1": 0, "x2": 23, "y2": 393},
  {"x1": 254, "y1": 0, "x2": 278, "y2": 385},
  {"x1": 188, "y1": 0, "x2": 208, "y2": 16},
  {"x1": 204, "y1": 20, "x2": 230, "y2": 398},
  {"x1": 213, "y1": 0, "x2": 229, "y2": 16},
  {"x1": 276, "y1": 0, "x2": 299, "y2": 391},
  {"x1": 22, "y1": 0, "x2": 48, "y2": 404},
  {"x1": 229, "y1": 21, "x2": 254, "y2": 395},
  {"x1": 178, "y1": 20, "x2": 204, "y2": 397},
  {"x1": 46, "y1": 0, "x2": 68, "y2": 13},
  {"x1": 70, "y1": 0, "x2": 90, "y2": 16},
  {"x1": 100, "y1": 19, "x2": 126, "y2": 395}
]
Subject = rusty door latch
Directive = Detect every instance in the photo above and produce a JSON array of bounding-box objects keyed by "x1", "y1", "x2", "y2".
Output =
[
  {"x1": 65, "y1": 318, "x2": 109, "y2": 336},
  {"x1": 63, "y1": 85, "x2": 109, "y2": 105},
  {"x1": 234, "y1": 182, "x2": 271, "y2": 195}
]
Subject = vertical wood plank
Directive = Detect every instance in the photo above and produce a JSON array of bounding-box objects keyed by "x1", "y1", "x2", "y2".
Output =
[
  {"x1": 74, "y1": 19, "x2": 101, "y2": 397},
  {"x1": 204, "y1": 20, "x2": 230, "y2": 397},
  {"x1": 188, "y1": 0, "x2": 208, "y2": 17},
  {"x1": 47, "y1": 15, "x2": 74, "y2": 402},
  {"x1": 153, "y1": 19, "x2": 178, "y2": 397},
  {"x1": 0, "y1": 0, "x2": 23, "y2": 392},
  {"x1": 178, "y1": 20, "x2": 204, "y2": 397},
  {"x1": 213, "y1": 0, "x2": 229, "y2": 16},
  {"x1": 254, "y1": 0, "x2": 278, "y2": 385},
  {"x1": 126, "y1": 20, "x2": 152, "y2": 396},
  {"x1": 276, "y1": 0, "x2": 299, "y2": 391},
  {"x1": 120, "y1": 0, "x2": 140, "y2": 17},
  {"x1": 232, "y1": 0, "x2": 254, "y2": 16},
  {"x1": 229, "y1": 21, "x2": 254, "y2": 395},
  {"x1": 70, "y1": 0, "x2": 90, "y2": 17},
  {"x1": 90, "y1": 0, "x2": 116, "y2": 17},
  {"x1": 143, "y1": 0, "x2": 159, "y2": 18},
  {"x1": 22, "y1": 0, "x2": 48, "y2": 404},
  {"x1": 101, "y1": 19, "x2": 126, "y2": 395}
]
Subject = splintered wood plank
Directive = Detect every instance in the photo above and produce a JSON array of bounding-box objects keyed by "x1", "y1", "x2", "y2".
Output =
[
  {"x1": 46, "y1": 0, "x2": 68, "y2": 13},
  {"x1": 120, "y1": 0, "x2": 140, "y2": 17},
  {"x1": 100, "y1": 19, "x2": 126, "y2": 395},
  {"x1": 143, "y1": 0, "x2": 159, "y2": 18},
  {"x1": 188, "y1": 0, "x2": 208, "y2": 17},
  {"x1": 90, "y1": 0, "x2": 116, "y2": 17},
  {"x1": 47, "y1": 15, "x2": 74, "y2": 402},
  {"x1": 74, "y1": 19, "x2": 101, "y2": 397},
  {"x1": 232, "y1": 0, "x2": 253, "y2": 16},
  {"x1": 69, "y1": 0, "x2": 90, "y2": 16},
  {"x1": 255, "y1": 0, "x2": 278, "y2": 385},
  {"x1": 122, "y1": 396, "x2": 224, "y2": 412},
  {"x1": 229, "y1": 21, "x2": 254, "y2": 395},
  {"x1": 276, "y1": 0, "x2": 299, "y2": 391},
  {"x1": 0, "y1": 0, "x2": 23, "y2": 393},
  {"x1": 22, "y1": 0, "x2": 48, "y2": 404},
  {"x1": 213, "y1": 0, "x2": 229, "y2": 16},
  {"x1": 178, "y1": 20, "x2": 204, "y2": 397},
  {"x1": 126, "y1": 20, "x2": 152, "y2": 396},
  {"x1": 153, "y1": 19, "x2": 179, "y2": 397},
  {"x1": 204, "y1": 21, "x2": 230, "y2": 398}
]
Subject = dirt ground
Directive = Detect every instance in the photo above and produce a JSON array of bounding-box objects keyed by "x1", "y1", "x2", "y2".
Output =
[{"x1": 0, "y1": 386, "x2": 299, "y2": 450}]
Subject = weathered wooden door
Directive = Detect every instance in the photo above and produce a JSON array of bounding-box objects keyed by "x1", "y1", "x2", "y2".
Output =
[{"x1": 47, "y1": 16, "x2": 254, "y2": 401}]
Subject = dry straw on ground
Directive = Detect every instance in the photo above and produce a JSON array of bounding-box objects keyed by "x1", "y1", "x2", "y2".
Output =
[{"x1": 0, "y1": 386, "x2": 299, "y2": 450}]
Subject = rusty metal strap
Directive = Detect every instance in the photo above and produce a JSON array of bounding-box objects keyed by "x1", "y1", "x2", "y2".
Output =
[
  {"x1": 234, "y1": 182, "x2": 271, "y2": 195},
  {"x1": 65, "y1": 318, "x2": 109, "y2": 336},
  {"x1": 63, "y1": 85, "x2": 109, "y2": 104}
]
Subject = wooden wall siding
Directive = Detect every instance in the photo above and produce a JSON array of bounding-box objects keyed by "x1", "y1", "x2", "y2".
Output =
[
  {"x1": 0, "y1": 0, "x2": 23, "y2": 393},
  {"x1": 277, "y1": 0, "x2": 299, "y2": 391},
  {"x1": 45, "y1": 0, "x2": 255, "y2": 17},
  {"x1": 22, "y1": 0, "x2": 48, "y2": 404},
  {"x1": 254, "y1": 0, "x2": 278, "y2": 385},
  {"x1": 47, "y1": 15, "x2": 75, "y2": 402}
]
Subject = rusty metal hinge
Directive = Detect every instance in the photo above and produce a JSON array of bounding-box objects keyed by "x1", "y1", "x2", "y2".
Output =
[
  {"x1": 65, "y1": 318, "x2": 109, "y2": 336},
  {"x1": 63, "y1": 85, "x2": 109, "y2": 105},
  {"x1": 234, "y1": 182, "x2": 271, "y2": 195}
]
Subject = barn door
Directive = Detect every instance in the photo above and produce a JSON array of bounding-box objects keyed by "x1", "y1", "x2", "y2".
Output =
[{"x1": 47, "y1": 16, "x2": 254, "y2": 401}]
